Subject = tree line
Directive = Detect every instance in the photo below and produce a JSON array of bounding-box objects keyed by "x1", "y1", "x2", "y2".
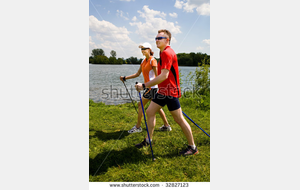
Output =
[{"x1": 89, "y1": 48, "x2": 210, "y2": 66}]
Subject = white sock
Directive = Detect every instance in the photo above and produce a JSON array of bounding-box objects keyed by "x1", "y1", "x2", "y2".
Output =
[
  {"x1": 190, "y1": 144, "x2": 196, "y2": 150},
  {"x1": 146, "y1": 138, "x2": 152, "y2": 144}
]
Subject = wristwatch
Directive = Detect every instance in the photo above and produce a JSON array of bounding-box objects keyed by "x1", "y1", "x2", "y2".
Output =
[{"x1": 142, "y1": 83, "x2": 146, "y2": 90}]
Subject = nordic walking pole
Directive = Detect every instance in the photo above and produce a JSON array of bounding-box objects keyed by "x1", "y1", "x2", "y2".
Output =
[
  {"x1": 122, "y1": 80, "x2": 138, "y2": 114},
  {"x1": 182, "y1": 111, "x2": 210, "y2": 137},
  {"x1": 136, "y1": 82, "x2": 156, "y2": 161}
]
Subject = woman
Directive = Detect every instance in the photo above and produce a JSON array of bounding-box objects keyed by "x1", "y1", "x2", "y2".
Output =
[{"x1": 120, "y1": 42, "x2": 172, "y2": 133}]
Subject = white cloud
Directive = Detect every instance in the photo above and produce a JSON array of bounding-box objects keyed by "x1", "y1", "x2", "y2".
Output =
[
  {"x1": 169, "y1": 12, "x2": 178, "y2": 18},
  {"x1": 197, "y1": 3, "x2": 210, "y2": 16},
  {"x1": 174, "y1": 0, "x2": 184, "y2": 9},
  {"x1": 89, "y1": 36, "x2": 99, "y2": 52},
  {"x1": 89, "y1": 15, "x2": 140, "y2": 58},
  {"x1": 108, "y1": 10, "x2": 110, "y2": 14},
  {"x1": 203, "y1": 39, "x2": 210, "y2": 45},
  {"x1": 116, "y1": 10, "x2": 129, "y2": 20},
  {"x1": 137, "y1": 5, "x2": 167, "y2": 19},
  {"x1": 195, "y1": 39, "x2": 210, "y2": 53},
  {"x1": 172, "y1": 37, "x2": 178, "y2": 43},
  {"x1": 132, "y1": 16, "x2": 137, "y2": 21},
  {"x1": 130, "y1": 5, "x2": 181, "y2": 43},
  {"x1": 183, "y1": 3, "x2": 197, "y2": 12},
  {"x1": 174, "y1": 0, "x2": 210, "y2": 16},
  {"x1": 196, "y1": 46, "x2": 204, "y2": 50}
]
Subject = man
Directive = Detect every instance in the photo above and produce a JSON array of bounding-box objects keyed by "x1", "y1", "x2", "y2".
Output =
[{"x1": 135, "y1": 29, "x2": 198, "y2": 155}]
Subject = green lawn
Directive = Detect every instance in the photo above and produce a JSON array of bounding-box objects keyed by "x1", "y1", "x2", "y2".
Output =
[{"x1": 89, "y1": 98, "x2": 210, "y2": 182}]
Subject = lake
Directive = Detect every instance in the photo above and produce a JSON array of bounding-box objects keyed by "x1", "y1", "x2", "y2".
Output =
[{"x1": 89, "y1": 64, "x2": 198, "y2": 105}]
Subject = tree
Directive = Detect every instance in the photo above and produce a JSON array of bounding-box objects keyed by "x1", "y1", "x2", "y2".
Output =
[
  {"x1": 177, "y1": 53, "x2": 193, "y2": 66},
  {"x1": 94, "y1": 55, "x2": 109, "y2": 64},
  {"x1": 119, "y1": 58, "x2": 126, "y2": 64},
  {"x1": 126, "y1": 56, "x2": 139, "y2": 64},
  {"x1": 110, "y1": 50, "x2": 116, "y2": 58},
  {"x1": 109, "y1": 56, "x2": 117, "y2": 64},
  {"x1": 138, "y1": 58, "x2": 143, "y2": 64},
  {"x1": 89, "y1": 56, "x2": 94, "y2": 64},
  {"x1": 92, "y1": 49, "x2": 105, "y2": 57},
  {"x1": 89, "y1": 50, "x2": 210, "y2": 65},
  {"x1": 190, "y1": 52, "x2": 196, "y2": 66},
  {"x1": 194, "y1": 53, "x2": 203, "y2": 66},
  {"x1": 117, "y1": 58, "x2": 123, "y2": 65}
]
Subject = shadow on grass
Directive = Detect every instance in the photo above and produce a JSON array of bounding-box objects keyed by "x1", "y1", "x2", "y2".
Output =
[
  {"x1": 197, "y1": 136, "x2": 210, "y2": 146},
  {"x1": 90, "y1": 130, "x2": 130, "y2": 141},
  {"x1": 150, "y1": 137, "x2": 210, "y2": 159},
  {"x1": 89, "y1": 146, "x2": 147, "y2": 180}
]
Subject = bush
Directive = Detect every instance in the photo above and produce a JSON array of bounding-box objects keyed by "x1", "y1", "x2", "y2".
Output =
[
  {"x1": 181, "y1": 91, "x2": 210, "y2": 111},
  {"x1": 181, "y1": 64, "x2": 210, "y2": 111},
  {"x1": 194, "y1": 64, "x2": 210, "y2": 96}
]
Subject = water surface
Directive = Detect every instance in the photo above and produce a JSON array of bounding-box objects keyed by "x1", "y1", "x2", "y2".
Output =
[{"x1": 89, "y1": 64, "x2": 197, "y2": 105}]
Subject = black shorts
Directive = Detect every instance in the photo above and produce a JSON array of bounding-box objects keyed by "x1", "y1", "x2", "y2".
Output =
[
  {"x1": 143, "y1": 88, "x2": 158, "y2": 99},
  {"x1": 152, "y1": 93, "x2": 181, "y2": 111}
]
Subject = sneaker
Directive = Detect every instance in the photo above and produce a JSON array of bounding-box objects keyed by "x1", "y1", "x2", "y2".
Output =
[
  {"x1": 135, "y1": 138, "x2": 149, "y2": 148},
  {"x1": 179, "y1": 145, "x2": 199, "y2": 155},
  {"x1": 128, "y1": 125, "x2": 142, "y2": 133},
  {"x1": 159, "y1": 125, "x2": 172, "y2": 131}
]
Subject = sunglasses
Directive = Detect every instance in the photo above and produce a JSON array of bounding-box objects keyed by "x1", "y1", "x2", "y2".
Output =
[
  {"x1": 141, "y1": 48, "x2": 149, "y2": 50},
  {"x1": 155, "y1": 37, "x2": 168, "y2": 41}
]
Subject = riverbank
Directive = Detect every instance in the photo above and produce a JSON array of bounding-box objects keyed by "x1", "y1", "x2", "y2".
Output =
[{"x1": 89, "y1": 97, "x2": 210, "y2": 182}]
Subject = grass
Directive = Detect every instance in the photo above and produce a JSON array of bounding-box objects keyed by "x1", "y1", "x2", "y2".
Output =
[{"x1": 89, "y1": 97, "x2": 210, "y2": 182}]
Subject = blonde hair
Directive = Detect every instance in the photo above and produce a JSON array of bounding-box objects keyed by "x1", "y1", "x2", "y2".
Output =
[{"x1": 158, "y1": 29, "x2": 172, "y2": 44}]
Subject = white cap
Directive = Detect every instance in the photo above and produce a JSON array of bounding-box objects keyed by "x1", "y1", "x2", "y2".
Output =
[{"x1": 139, "y1": 42, "x2": 152, "y2": 49}]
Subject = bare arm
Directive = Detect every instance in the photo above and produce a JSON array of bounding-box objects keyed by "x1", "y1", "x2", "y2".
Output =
[
  {"x1": 120, "y1": 66, "x2": 142, "y2": 82},
  {"x1": 152, "y1": 66, "x2": 158, "y2": 77}
]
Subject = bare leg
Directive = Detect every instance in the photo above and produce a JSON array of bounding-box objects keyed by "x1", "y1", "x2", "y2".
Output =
[
  {"x1": 136, "y1": 97, "x2": 150, "y2": 128},
  {"x1": 170, "y1": 107, "x2": 195, "y2": 145},
  {"x1": 145, "y1": 101, "x2": 162, "y2": 140},
  {"x1": 158, "y1": 108, "x2": 170, "y2": 126}
]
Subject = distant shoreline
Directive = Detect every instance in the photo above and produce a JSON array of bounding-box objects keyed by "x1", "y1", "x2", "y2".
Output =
[{"x1": 89, "y1": 63, "x2": 201, "y2": 67}]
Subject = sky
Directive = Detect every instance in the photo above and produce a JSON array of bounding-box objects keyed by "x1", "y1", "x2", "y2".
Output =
[{"x1": 89, "y1": 0, "x2": 210, "y2": 59}]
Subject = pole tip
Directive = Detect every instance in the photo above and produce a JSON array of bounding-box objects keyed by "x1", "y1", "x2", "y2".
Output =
[{"x1": 152, "y1": 158, "x2": 156, "y2": 161}]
